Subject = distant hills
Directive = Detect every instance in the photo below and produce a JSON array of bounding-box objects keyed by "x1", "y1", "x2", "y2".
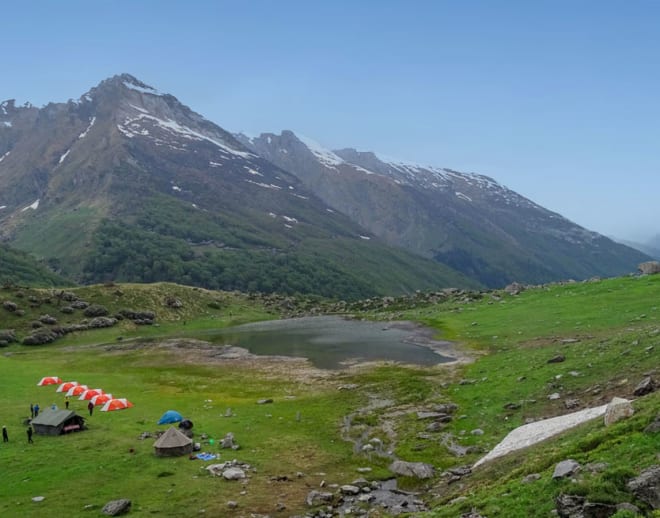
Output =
[{"x1": 0, "y1": 74, "x2": 649, "y2": 295}]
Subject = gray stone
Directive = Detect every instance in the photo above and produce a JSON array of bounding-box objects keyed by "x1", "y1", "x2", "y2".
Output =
[
  {"x1": 31, "y1": 496, "x2": 45, "y2": 502},
  {"x1": 226, "y1": 501, "x2": 238, "y2": 509},
  {"x1": 257, "y1": 398, "x2": 273, "y2": 405},
  {"x1": 340, "y1": 484, "x2": 360, "y2": 495},
  {"x1": 548, "y1": 354, "x2": 566, "y2": 363},
  {"x1": 555, "y1": 493, "x2": 617, "y2": 517},
  {"x1": 522, "y1": 473, "x2": 541, "y2": 483},
  {"x1": 615, "y1": 502, "x2": 640, "y2": 513},
  {"x1": 470, "y1": 428, "x2": 484, "y2": 436},
  {"x1": 306, "y1": 490, "x2": 334, "y2": 506},
  {"x1": 604, "y1": 397, "x2": 634, "y2": 426},
  {"x1": 627, "y1": 465, "x2": 660, "y2": 509},
  {"x1": 633, "y1": 376, "x2": 656, "y2": 396},
  {"x1": 645, "y1": 414, "x2": 660, "y2": 433},
  {"x1": 552, "y1": 459, "x2": 581, "y2": 479},
  {"x1": 548, "y1": 392, "x2": 561, "y2": 400},
  {"x1": 102, "y1": 499, "x2": 132, "y2": 516},
  {"x1": 222, "y1": 467, "x2": 246, "y2": 480},
  {"x1": 388, "y1": 460, "x2": 435, "y2": 479}
]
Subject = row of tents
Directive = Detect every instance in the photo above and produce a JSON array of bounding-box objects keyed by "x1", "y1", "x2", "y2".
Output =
[{"x1": 37, "y1": 376, "x2": 133, "y2": 411}]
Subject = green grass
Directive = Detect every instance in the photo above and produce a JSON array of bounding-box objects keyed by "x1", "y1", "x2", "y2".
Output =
[{"x1": 0, "y1": 276, "x2": 658, "y2": 516}]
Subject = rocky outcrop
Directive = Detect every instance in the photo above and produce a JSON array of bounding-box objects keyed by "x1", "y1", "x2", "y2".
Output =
[
  {"x1": 627, "y1": 465, "x2": 660, "y2": 509},
  {"x1": 555, "y1": 493, "x2": 616, "y2": 517},
  {"x1": 638, "y1": 261, "x2": 660, "y2": 275},
  {"x1": 633, "y1": 376, "x2": 656, "y2": 397}
]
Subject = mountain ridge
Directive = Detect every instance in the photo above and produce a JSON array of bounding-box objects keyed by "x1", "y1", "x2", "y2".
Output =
[{"x1": 0, "y1": 74, "x2": 474, "y2": 297}]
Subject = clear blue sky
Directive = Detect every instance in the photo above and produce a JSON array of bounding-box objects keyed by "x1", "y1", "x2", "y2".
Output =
[{"x1": 2, "y1": 1, "x2": 658, "y2": 242}]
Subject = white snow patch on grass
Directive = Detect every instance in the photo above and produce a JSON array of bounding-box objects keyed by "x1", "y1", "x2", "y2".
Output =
[
  {"x1": 172, "y1": 185, "x2": 182, "y2": 192},
  {"x1": 21, "y1": 199, "x2": 40, "y2": 212},
  {"x1": 282, "y1": 215, "x2": 298, "y2": 223},
  {"x1": 359, "y1": 235, "x2": 371, "y2": 240},
  {"x1": 268, "y1": 212, "x2": 277, "y2": 218},
  {"x1": 473, "y1": 404, "x2": 608, "y2": 468}
]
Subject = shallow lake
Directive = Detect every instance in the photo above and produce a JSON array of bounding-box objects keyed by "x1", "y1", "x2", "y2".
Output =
[{"x1": 209, "y1": 316, "x2": 453, "y2": 369}]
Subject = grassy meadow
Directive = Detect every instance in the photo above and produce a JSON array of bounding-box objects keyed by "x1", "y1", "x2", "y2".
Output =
[{"x1": 0, "y1": 275, "x2": 658, "y2": 516}]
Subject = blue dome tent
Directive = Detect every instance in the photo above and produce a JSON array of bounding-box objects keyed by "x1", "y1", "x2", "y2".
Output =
[{"x1": 157, "y1": 410, "x2": 183, "y2": 425}]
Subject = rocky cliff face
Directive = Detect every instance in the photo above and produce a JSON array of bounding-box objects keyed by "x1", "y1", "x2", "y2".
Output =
[{"x1": 238, "y1": 131, "x2": 649, "y2": 287}]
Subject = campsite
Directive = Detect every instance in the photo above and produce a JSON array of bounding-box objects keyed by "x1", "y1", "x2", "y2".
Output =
[{"x1": 0, "y1": 278, "x2": 658, "y2": 517}]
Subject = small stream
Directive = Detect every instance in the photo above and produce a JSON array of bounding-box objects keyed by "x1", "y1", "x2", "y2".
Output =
[{"x1": 208, "y1": 316, "x2": 453, "y2": 369}]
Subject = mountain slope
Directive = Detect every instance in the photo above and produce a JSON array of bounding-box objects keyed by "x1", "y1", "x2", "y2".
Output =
[
  {"x1": 0, "y1": 244, "x2": 69, "y2": 286},
  {"x1": 0, "y1": 75, "x2": 474, "y2": 298},
  {"x1": 237, "y1": 131, "x2": 649, "y2": 287}
]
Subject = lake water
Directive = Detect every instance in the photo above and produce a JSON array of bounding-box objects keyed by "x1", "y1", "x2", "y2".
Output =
[{"x1": 209, "y1": 316, "x2": 453, "y2": 369}]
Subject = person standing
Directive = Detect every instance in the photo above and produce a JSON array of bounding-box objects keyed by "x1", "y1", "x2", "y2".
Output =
[
  {"x1": 87, "y1": 401, "x2": 94, "y2": 416},
  {"x1": 65, "y1": 396, "x2": 70, "y2": 409},
  {"x1": 27, "y1": 427, "x2": 33, "y2": 444},
  {"x1": 34, "y1": 403, "x2": 40, "y2": 417},
  {"x1": 2, "y1": 426, "x2": 8, "y2": 442},
  {"x1": 30, "y1": 403, "x2": 34, "y2": 418}
]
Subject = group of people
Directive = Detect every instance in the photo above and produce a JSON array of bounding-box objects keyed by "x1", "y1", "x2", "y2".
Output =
[{"x1": 2, "y1": 425, "x2": 33, "y2": 444}]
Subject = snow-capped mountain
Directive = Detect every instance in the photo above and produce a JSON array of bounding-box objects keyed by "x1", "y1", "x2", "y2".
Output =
[
  {"x1": 0, "y1": 75, "x2": 472, "y2": 297},
  {"x1": 237, "y1": 131, "x2": 649, "y2": 287}
]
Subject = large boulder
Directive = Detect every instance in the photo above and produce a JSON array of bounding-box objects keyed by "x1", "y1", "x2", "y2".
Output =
[
  {"x1": 555, "y1": 493, "x2": 617, "y2": 517},
  {"x1": 88, "y1": 317, "x2": 117, "y2": 328},
  {"x1": 553, "y1": 459, "x2": 581, "y2": 479},
  {"x1": 389, "y1": 460, "x2": 435, "y2": 479},
  {"x1": 627, "y1": 465, "x2": 660, "y2": 509},
  {"x1": 638, "y1": 261, "x2": 660, "y2": 275},
  {"x1": 604, "y1": 397, "x2": 634, "y2": 426},
  {"x1": 84, "y1": 304, "x2": 109, "y2": 317}
]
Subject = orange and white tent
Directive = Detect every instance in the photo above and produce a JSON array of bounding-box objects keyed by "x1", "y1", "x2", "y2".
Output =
[
  {"x1": 56, "y1": 381, "x2": 79, "y2": 393},
  {"x1": 100, "y1": 398, "x2": 133, "y2": 412},
  {"x1": 37, "y1": 376, "x2": 62, "y2": 386},
  {"x1": 90, "y1": 393, "x2": 113, "y2": 406},
  {"x1": 78, "y1": 388, "x2": 104, "y2": 401},
  {"x1": 66, "y1": 385, "x2": 89, "y2": 397}
]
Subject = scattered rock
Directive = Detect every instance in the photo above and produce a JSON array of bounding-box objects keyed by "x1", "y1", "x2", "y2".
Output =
[
  {"x1": 627, "y1": 465, "x2": 660, "y2": 509},
  {"x1": 644, "y1": 414, "x2": 660, "y2": 433},
  {"x1": 306, "y1": 490, "x2": 334, "y2": 506},
  {"x1": 522, "y1": 473, "x2": 541, "y2": 483},
  {"x1": 633, "y1": 376, "x2": 656, "y2": 396},
  {"x1": 417, "y1": 411, "x2": 451, "y2": 421},
  {"x1": 604, "y1": 397, "x2": 634, "y2": 426},
  {"x1": 340, "y1": 485, "x2": 360, "y2": 495},
  {"x1": 615, "y1": 502, "x2": 640, "y2": 514},
  {"x1": 338, "y1": 384, "x2": 359, "y2": 391},
  {"x1": 552, "y1": 459, "x2": 581, "y2": 479},
  {"x1": 227, "y1": 501, "x2": 238, "y2": 510},
  {"x1": 433, "y1": 403, "x2": 459, "y2": 414},
  {"x1": 88, "y1": 317, "x2": 117, "y2": 328},
  {"x1": 31, "y1": 496, "x2": 45, "y2": 502},
  {"x1": 39, "y1": 314, "x2": 57, "y2": 325},
  {"x1": 2, "y1": 300, "x2": 18, "y2": 312},
  {"x1": 548, "y1": 392, "x2": 561, "y2": 400},
  {"x1": 564, "y1": 399, "x2": 581, "y2": 410},
  {"x1": 102, "y1": 499, "x2": 132, "y2": 516},
  {"x1": 70, "y1": 300, "x2": 89, "y2": 310},
  {"x1": 470, "y1": 428, "x2": 484, "y2": 436},
  {"x1": 504, "y1": 402, "x2": 521, "y2": 410},
  {"x1": 504, "y1": 282, "x2": 525, "y2": 295},
  {"x1": 257, "y1": 398, "x2": 273, "y2": 405},
  {"x1": 548, "y1": 354, "x2": 566, "y2": 364},
  {"x1": 388, "y1": 460, "x2": 435, "y2": 479},
  {"x1": 222, "y1": 467, "x2": 246, "y2": 480},
  {"x1": 555, "y1": 493, "x2": 616, "y2": 518},
  {"x1": 84, "y1": 304, "x2": 109, "y2": 317}
]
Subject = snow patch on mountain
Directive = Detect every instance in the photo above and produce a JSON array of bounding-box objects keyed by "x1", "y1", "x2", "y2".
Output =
[
  {"x1": 245, "y1": 180, "x2": 282, "y2": 190},
  {"x1": 456, "y1": 192, "x2": 472, "y2": 202},
  {"x1": 0, "y1": 151, "x2": 10, "y2": 163},
  {"x1": 244, "y1": 166, "x2": 263, "y2": 177},
  {"x1": 123, "y1": 80, "x2": 162, "y2": 96},
  {"x1": 78, "y1": 117, "x2": 96, "y2": 139},
  {"x1": 297, "y1": 134, "x2": 344, "y2": 168},
  {"x1": 21, "y1": 199, "x2": 40, "y2": 211},
  {"x1": 172, "y1": 185, "x2": 182, "y2": 192},
  {"x1": 118, "y1": 113, "x2": 253, "y2": 158},
  {"x1": 59, "y1": 149, "x2": 71, "y2": 164},
  {"x1": 3, "y1": 121, "x2": 11, "y2": 128},
  {"x1": 282, "y1": 215, "x2": 298, "y2": 223}
]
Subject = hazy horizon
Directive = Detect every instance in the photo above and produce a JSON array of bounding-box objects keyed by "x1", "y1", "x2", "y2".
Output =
[{"x1": 2, "y1": 1, "x2": 658, "y2": 243}]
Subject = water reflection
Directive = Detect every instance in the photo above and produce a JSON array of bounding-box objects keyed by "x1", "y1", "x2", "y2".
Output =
[{"x1": 209, "y1": 316, "x2": 452, "y2": 369}]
